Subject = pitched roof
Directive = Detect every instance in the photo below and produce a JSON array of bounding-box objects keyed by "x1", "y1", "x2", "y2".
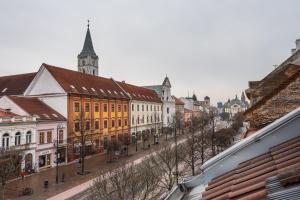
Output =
[
  {"x1": 116, "y1": 81, "x2": 161, "y2": 103},
  {"x1": 202, "y1": 136, "x2": 300, "y2": 200},
  {"x1": 172, "y1": 96, "x2": 184, "y2": 105},
  {"x1": 0, "y1": 72, "x2": 36, "y2": 97},
  {"x1": 162, "y1": 76, "x2": 171, "y2": 87},
  {"x1": 7, "y1": 96, "x2": 65, "y2": 121},
  {"x1": 0, "y1": 108, "x2": 18, "y2": 117},
  {"x1": 78, "y1": 27, "x2": 97, "y2": 58},
  {"x1": 244, "y1": 67, "x2": 300, "y2": 115},
  {"x1": 43, "y1": 64, "x2": 129, "y2": 100}
]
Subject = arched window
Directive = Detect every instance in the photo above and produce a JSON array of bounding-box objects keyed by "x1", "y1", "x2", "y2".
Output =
[
  {"x1": 93, "y1": 70, "x2": 95, "y2": 75},
  {"x1": 82, "y1": 60, "x2": 85, "y2": 66},
  {"x1": 2, "y1": 133, "x2": 9, "y2": 148},
  {"x1": 26, "y1": 131, "x2": 32, "y2": 144},
  {"x1": 167, "y1": 107, "x2": 169, "y2": 114},
  {"x1": 15, "y1": 132, "x2": 21, "y2": 146}
]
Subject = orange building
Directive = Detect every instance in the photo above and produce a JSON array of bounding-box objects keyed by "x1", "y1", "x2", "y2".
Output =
[{"x1": 25, "y1": 64, "x2": 130, "y2": 161}]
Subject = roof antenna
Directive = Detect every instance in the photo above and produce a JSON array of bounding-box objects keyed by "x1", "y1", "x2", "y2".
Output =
[{"x1": 87, "y1": 19, "x2": 90, "y2": 28}]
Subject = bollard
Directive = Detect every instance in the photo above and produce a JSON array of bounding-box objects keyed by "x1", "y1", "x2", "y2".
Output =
[
  {"x1": 44, "y1": 180, "x2": 48, "y2": 189},
  {"x1": 61, "y1": 173, "x2": 65, "y2": 182}
]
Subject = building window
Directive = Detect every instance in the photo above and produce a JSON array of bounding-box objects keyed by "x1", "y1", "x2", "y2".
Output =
[
  {"x1": 111, "y1": 104, "x2": 115, "y2": 112},
  {"x1": 103, "y1": 104, "x2": 108, "y2": 112},
  {"x1": 118, "y1": 104, "x2": 121, "y2": 112},
  {"x1": 95, "y1": 120, "x2": 99, "y2": 129},
  {"x1": 147, "y1": 116, "x2": 149, "y2": 123},
  {"x1": 167, "y1": 107, "x2": 169, "y2": 114},
  {"x1": 2, "y1": 133, "x2": 9, "y2": 148},
  {"x1": 39, "y1": 132, "x2": 45, "y2": 144},
  {"x1": 59, "y1": 130, "x2": 64, "y2": 144},
  {"x1": 85, "y1": 103, "x2": 90, "y2": 112},
  {"x1": 95, "y1": 103, "x2": 99, "y2": 112},
  {"x1": 15, "y1": 132, "x2": 21, "y2": 146},
  {"x1": 74, "y1": 102, "x2": 80, "y2": 112},
  {"x1": 85, "y1": 121, "x2": 90, "y2": 130},
  {"x1": 137, "y1": 116, "x2": 140, "y2": 124},
  {"x1": 104, "y1": 120, "x2": 108, "y2": 129},
  {"x1": 118, "y1": 119, "x2": 122, "y2": 127},
  {"x1": 75, "y1": 121, "x2": 80, "y2": 132},
  {"x1": 147, "y1": 105, "x2": 148, "y2": 111},
  {"x1": 124, "y1": 119, "x2": 127, "y2": 126},
  {"x1": 151, "y1": 105, "x2": 152, "y2": 111},
  {"x1": 112, "y1": 119, "x2": 115, "y2": 128},
  {"x1": 132, "y1": 104, "x2": 134, "y2": 111},
  {"x1": 26, "y1": 131, "x2": 32, "y2": 144},
  {"x1": 47, "y1": 131, "x2": 52, "y2": 143},
  {"x1": 124, "y1": 105, "x2": 127, "y2": 112},
  {"x1": 142, "y1": 105, "x2": 144, "y2": 111},
  {"x1": 132, "y1": 116, "x2": 135, "y2": 125},
  {"x1": 137, "y1": 104, "x2": 140, "y2": 111},
  {"x1": 151, "y1": 116, "x2": 153, "y2": 123}
]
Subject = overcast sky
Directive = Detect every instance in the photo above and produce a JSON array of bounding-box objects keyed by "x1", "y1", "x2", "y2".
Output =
[{"x1": 0, "y1": 0, "x2": 299, "y2": 104}]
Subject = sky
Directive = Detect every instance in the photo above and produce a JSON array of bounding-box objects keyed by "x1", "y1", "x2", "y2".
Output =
[{"x1": 0, "y1": 0, "x2": 299, "y2": 105}]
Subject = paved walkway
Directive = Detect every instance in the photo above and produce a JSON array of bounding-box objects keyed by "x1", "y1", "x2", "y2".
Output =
[{"x1": 5, "y1": 133, "x2": 184, "y2": 200}]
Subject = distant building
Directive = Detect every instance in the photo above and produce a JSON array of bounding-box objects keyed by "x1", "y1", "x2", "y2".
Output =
[
  {"x1": 223, "y1": 93, "x2": 249, "y2": 118},
  {"x1": 144, "y1": 76, "x2": 176, "y2": 128},
  {"x1": 173, "y1": 96, "x2": 185, "y2": 116}
]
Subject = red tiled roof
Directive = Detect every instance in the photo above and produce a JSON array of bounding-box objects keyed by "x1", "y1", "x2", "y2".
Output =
[
  {"x1": 116, "y1": 81, "x2": 161, "y2": 103},
  {"x1": 0, "y1": 72, "x2": 36, "y2": 97},
  {"x1": 244, "y1": 66, "x2": 300, "y2": 116},
  {"x1": 173, "y1": 96, "x2": 184, "y2": 105},
  {"x1": 202, "y1": 136, "x2": 300, "y2": 200},
  {"x1": 43, "y1": 63, "x2": 129, "y2": 100},
  {"x1": 7, "y1": 96, "x2": 66, "y2": 121},
  {"x1": 0, "y1": 108, "x2": 18, "y2": 117}
]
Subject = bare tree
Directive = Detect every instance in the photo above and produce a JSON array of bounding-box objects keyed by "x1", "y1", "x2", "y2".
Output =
[
  {"x1": 149, "y1": 144, "x2": 178, "y2": 192},
  {"x1": 231, "y1": 112, "x2": 244, "y2": 132},
  {"x1": 178, "y1": 113, "x2": 210, "y2": 176},
  {"x1": 0, "y1": 149, "x2": 21, "y2": 200},
  {"x1": 215, "y1": 128, "x2": 236, "y2": 153},
  {"x1": 89, "y1": 159, "x2": 161, "y2": 200}
]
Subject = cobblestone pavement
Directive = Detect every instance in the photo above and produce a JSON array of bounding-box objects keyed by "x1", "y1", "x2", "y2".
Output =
[{"x1": 5, "y1": 133, "x2": 185, "y2": 200}]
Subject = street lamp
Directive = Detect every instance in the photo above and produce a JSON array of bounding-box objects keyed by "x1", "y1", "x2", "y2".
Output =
[{"x1": 56, "y1": 123, "x2": 64, "y2": 184}]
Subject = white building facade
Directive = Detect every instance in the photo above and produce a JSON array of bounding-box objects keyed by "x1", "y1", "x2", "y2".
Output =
[
  {"x1": 0, "y1": 95, "x2": 68, "y2": 171},
  {"x1": 144, "y1": 76, "x2": 176, "y2": 128},
  {"x1": 0, "y1": 113, "x2": 37, "y2": 172}
]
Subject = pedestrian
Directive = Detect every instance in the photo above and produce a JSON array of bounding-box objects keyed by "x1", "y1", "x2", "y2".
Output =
[
  {"x1": 20, "y1": 170, "x2": 25, "y2": 181},
  {"x1": 33, "y1": 162, "x2": 38, "y2": 173}
]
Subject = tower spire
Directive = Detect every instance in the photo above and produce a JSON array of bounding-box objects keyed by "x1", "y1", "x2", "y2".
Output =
[{"x1": 77, "y1": 22, "x2": 99, "y2": 76}]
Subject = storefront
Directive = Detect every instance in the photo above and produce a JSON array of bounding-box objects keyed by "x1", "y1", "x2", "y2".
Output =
[{"x1": 38, "y1": 150, "x2": 52, "y2": 169}]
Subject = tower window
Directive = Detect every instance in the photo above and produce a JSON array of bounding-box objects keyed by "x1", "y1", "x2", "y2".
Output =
[{"x1": 82, "y1": 60, "x2": 85, "y2": 66}]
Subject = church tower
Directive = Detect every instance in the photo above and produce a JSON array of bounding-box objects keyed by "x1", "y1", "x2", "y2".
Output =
[{"x1": 78, "y1": 21, "x2": 99, "y2": 76}]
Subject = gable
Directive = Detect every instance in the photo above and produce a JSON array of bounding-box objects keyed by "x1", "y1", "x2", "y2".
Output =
[
  {"x1": 0, "y1": 96, "x2": 29, "y2": 116},
  {"x1": 24, "y1": 65, "x2": 66, "y2": 96}
]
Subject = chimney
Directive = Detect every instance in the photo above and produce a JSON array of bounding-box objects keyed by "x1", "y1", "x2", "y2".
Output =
[{"x1": 296, "y1": 39, "x2": 300, "y2": 51}]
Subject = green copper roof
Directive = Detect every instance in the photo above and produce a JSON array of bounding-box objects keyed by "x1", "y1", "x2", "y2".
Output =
[{"x1": 78, "y1": 27, "x2": 98, "y2": 58}]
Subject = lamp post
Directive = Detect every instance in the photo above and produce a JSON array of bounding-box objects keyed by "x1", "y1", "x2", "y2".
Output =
[
  {"x1": 56, "y1": 123, "x2": 64, "y2": 184},
  {"x1": 135, "y1": 118, "x2": 138, "y2": 152}
]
